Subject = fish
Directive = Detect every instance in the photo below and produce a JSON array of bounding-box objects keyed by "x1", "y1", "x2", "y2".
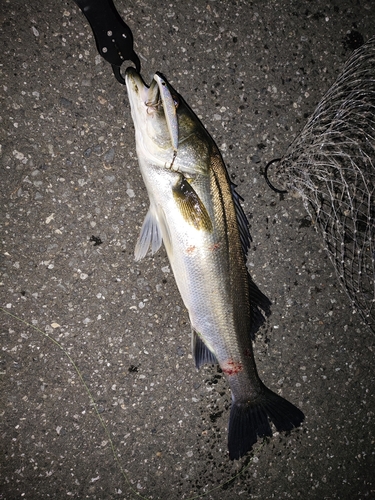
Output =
[{"x1": 125, "y1": 67, "x2": 304, "y2": 460}]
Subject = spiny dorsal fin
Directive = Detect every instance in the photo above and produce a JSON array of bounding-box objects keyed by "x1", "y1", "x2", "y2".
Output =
[{"x1": 231, "y1": 183, "x2": 252, "y2": 256}]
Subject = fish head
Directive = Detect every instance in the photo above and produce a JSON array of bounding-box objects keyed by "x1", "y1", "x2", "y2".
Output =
[{"x1": 125, "y1": 67, "x2": 210, "y2": 175}]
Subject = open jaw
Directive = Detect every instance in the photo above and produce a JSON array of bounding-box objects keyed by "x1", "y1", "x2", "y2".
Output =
[{"x1": 126, "y1": 68, "x2": 179, "y2": 153}]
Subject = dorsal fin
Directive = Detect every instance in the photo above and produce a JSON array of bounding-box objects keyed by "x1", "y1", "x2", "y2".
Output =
[
  {"x1": 231, "y1": 183, "x2": 252, "y2": 256},
  {"x1": 230, "y1": 184, "x2": 272, "y2": 336},
  {"x1": 248, "y1": 276, "x2": 272, "y2": 339}
]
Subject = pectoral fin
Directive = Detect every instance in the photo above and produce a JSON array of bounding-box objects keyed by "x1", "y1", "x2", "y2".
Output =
[
  {"x1": 134, "y1": 206, "x2": 162, "y2": 260},
  {"x1": 192, "y1": 329, "x2": 217, "y2": 369},
  {"x1": 173, "y1": 176, "x2": 212, "y2": 231}
]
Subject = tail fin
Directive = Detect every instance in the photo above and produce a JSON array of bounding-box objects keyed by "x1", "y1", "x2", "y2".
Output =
[{"x1": 228, "y1": 386, "x2": 304, "y2": 460}]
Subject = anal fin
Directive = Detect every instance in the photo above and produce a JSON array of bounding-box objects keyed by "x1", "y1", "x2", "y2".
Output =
[{"x1": 192, "y1": 329, "x2": 217, "y2": 369}]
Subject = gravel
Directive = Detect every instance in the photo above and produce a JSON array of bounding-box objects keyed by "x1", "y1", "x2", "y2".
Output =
[{"x1": 1, "y1": 1, "x2": 374, "y2": 498}]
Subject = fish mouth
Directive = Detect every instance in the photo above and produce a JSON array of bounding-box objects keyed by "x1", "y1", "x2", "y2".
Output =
[
  {"x1": 125, "y1": 67, "x2": 158, "y2": 106},
  {"x1": 125, "y1": 68, "x2": 179, "y2": 152}
]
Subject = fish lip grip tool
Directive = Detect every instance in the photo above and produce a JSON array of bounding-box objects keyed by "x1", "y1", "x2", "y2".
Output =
[{"x1": 73, "y1": 0, "x2": 141, "y2": 84}]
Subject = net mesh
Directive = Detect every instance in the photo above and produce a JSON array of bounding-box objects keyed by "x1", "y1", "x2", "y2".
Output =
[{"x1": 274, "y1": 36, "x2": 375, "y2": 333}]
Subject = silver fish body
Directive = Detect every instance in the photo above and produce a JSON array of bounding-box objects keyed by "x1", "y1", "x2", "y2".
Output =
[{"x1": 125, "y1": 67, "x2": 304, "y2": 459}]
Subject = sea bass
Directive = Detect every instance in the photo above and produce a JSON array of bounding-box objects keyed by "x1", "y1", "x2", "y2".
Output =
[{"x1": 125, "y1": 67, "x2": 304, "y2": 459}]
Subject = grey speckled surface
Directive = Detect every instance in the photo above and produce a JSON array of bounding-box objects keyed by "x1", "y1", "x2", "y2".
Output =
[{"x1": 1, "y1": 1, "x2": 374, "y2": 499}]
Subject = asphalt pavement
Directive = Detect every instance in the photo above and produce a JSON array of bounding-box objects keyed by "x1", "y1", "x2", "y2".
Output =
[{"x1": 1, "y1": 0, "x2": 375, "y2": 499}]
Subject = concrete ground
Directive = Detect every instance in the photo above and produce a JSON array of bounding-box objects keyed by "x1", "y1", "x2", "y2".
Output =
[{"x1": 1, "y1": 0, "x2": 375, "y2": 498}]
